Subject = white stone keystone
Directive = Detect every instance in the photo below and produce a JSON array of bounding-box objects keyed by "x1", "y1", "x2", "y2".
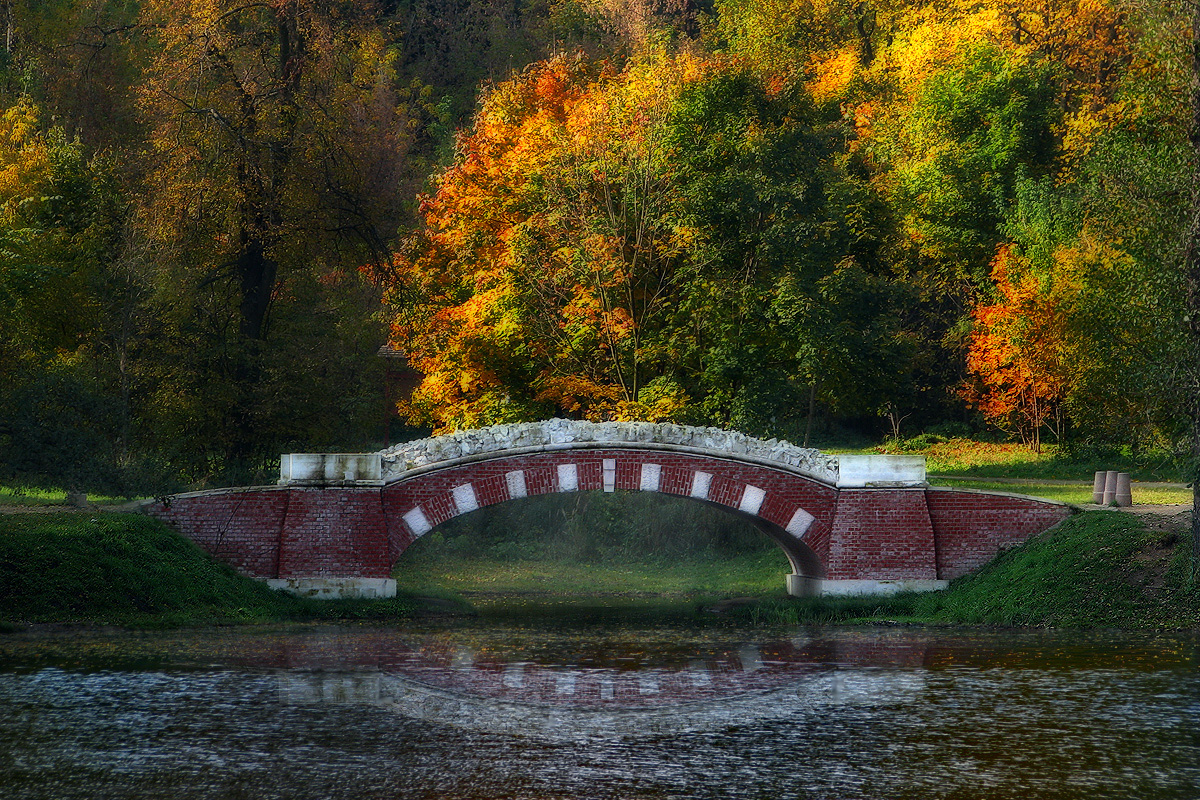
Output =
[
  {"x1": 786, "y1": 507, "x2": 815, "y2": 539},
  {"x1": 557, "y1": 463, "x2": 579, "y2": 492},
  {"x1": 555, "y1": 673, "x2": 577, "y2": 695},
  {"x1": 505, "y1": 470, "x2": 527, "y2": 499},
  {"x1": 640, "y1": 463, "x2": 662, "y2": 492},
  {"x1": 402, "y1": 507, "x2": 432, "y2": 537},
  {"x1": 739, "y1": 485, "x2": 765, "y2": 515},
  {"x1": 602, "y1": 459, "x2": 616, "y2": 493},
  {"x1": 452, "y1": 483, "x2": 479, "y2": 514},
  {"x1": 690, "y1": 471, "x2": 712, "y2": 499}
]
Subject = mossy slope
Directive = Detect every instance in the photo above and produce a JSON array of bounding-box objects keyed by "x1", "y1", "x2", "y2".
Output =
[
  {"x1": 740, "y1": 511, "x2": 1199, "y2": 628},
  {"x1": 913, "y1": 511, "x2": 1198, "y2": 628}
]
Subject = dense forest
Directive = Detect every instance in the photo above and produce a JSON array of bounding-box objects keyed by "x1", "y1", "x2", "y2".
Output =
[{"x1": 0, "y1": 0, "x2": 1195, "y2": 494}]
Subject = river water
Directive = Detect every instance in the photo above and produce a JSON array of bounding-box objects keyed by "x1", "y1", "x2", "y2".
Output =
[{"x1": 0, "y1": 618, "x2": 1197, "y2": 799}]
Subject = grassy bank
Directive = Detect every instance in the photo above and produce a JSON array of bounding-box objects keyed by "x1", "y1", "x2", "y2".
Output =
[
  {"x1": 0, "y1": 512, "x2": 436, "y2": 627},
  {"x1": 2, "y1": 506, "x2": 1197, "y2": 631},
  {"x1": 736, "y1": 511, "x2": 1200, "y2": 629}
]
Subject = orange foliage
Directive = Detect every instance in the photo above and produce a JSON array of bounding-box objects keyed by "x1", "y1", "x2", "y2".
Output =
[
  {"x1": 963, "y1": 246, "x2": 1069, "y2": 451},
  {"x1": 383, "y1": 53, "x2": 707, "y2": 432}
]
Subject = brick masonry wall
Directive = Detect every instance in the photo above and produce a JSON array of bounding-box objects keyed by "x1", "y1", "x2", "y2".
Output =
[
  {"x1": 147, "y1": 489, "x2": 290, "y2": 578},
  {"x1": 926, "y1": 489, "x2": 1072, "y2": 580},
  {"x1": 826, "y1": 489, "x2": 939, "y2": 580},
  {"x1": 146, "y1": 453, "x2": 1073, "y2": 584},
  {"x1": 146, "y1": 487, "x2": 393, "y2": 579},
  {"x1": 277, "y1": 488, "x2": 392, "y2": 579}
]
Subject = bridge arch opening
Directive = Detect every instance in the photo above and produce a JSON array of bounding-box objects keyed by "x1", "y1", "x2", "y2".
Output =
[{"x1": 391, "y1": 490, "x2": 820, "y2": 601}]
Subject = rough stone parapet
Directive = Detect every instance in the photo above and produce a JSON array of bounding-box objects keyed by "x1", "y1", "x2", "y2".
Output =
[{"x1": 378, "y1": 419, "x2": 840, "y2": 484}]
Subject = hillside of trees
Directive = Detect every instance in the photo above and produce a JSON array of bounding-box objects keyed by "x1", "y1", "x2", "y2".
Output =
[{"x1": 0, "y1": 0, "x2": 1195, "y2": 493}]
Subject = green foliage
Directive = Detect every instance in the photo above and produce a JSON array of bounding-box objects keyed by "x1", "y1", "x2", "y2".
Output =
[
  {"x1": 0, "y1": 0, "x2": 1194, "y2": 493},
  {"x1": 889, "y1": 43, "x2": 1062, "y2": 298}
]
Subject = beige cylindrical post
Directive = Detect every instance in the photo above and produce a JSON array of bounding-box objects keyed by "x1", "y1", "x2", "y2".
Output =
[
  {"x1": 1102, "y1": 470, "x2": 1118, "y2": 505},
  {"x1": 1115, "y1": 472, "x2": 1132, "y2": 507},
  {"x1": 1092, "y1": 471, "x2": 1106, "y2": 504}
]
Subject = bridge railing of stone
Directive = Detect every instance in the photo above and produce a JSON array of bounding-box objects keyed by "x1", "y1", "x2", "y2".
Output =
[{"x1": 278, "y1": 420, "x2": 926, "y2": 489}]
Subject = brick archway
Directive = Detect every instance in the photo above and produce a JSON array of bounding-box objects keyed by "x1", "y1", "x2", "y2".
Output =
[{"x1": 380, "y1": 448, "x2": 834, "y2": 590}]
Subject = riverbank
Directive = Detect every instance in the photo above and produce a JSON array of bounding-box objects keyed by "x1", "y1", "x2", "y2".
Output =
[
  {"x1": 732, "y1": 508, "x2": 1199, "y2": 628},
  {"x1": 0, "y1": 506, "x2": 1196, "y2": 630},
  {"x1": 0, "y1": 512, "x2": 455, "y2": 628}
]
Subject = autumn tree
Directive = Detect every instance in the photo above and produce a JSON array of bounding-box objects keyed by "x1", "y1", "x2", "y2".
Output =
[
  {"x1": 0, "y1": 99, "x2": 137, "y2": 492},
  {"x1": 135, "y1": 0, "x2": 425, "y2": 480},
  {"x1": 384, "y1": 53, "x2": 692, "y2": 430},
  {"x1": 962, "y1": 245, "x2": 1069, "y2": 451},
  {"x1": 383, "y1": 49, "x2": 915, "y2": 437}
]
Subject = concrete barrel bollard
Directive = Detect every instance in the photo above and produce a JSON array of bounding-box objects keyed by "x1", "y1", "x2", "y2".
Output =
[
  {"x1": 1092, "y1": 471, "x2": 1106, "y2": 505},
  {"x1": 1115, "y1": 472, "x2": 1132, "y2": 507},
  {"x1": 1102, "y1": 470, "x2": 1118, "y2": 505}
]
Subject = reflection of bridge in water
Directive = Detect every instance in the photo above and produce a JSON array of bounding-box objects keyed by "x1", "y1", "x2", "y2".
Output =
[
  {"x1": 145, "y1": 420, "x2": 1071, "y2": 598},
  {"x1": 274, "y1": 629, "x2": 926, "y2": 739}
]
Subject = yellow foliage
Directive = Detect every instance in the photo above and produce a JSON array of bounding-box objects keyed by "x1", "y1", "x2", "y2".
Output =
[
  {"x1": 883, "y1": 4, "x2": 1006, "y2": 97},
  {"x1": 807, "y1": 45, "x2": 859, "y2": 103},
  {"x1": 0, "y1": 100, "x2": 50, "y2": 221}
]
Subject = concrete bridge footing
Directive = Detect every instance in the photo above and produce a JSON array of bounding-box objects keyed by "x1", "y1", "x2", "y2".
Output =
[{"x1": 265, "y1": 577, "x2": 398, "y2": 600}]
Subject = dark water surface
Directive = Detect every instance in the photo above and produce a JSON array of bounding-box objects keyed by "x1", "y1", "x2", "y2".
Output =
[{"x1": 0, "y1": 619, "x2": 1197, "y2": 799}]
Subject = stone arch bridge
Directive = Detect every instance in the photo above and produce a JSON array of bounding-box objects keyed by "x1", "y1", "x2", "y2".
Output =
[{"x1": 146, "y1": 420, "x2": 1071, "y2": 598}]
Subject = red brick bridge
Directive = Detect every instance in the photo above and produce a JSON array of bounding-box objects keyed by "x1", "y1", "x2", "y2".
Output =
[{"x1": 145, "y1": 420, "x2": 1071, "y2": 598}]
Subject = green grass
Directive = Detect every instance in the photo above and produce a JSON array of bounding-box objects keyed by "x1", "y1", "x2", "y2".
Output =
[
  {"x1": 0, "y1": 486, "x2": 139, "y2": 506},
  {"x1": 915, "y1": 511, "x2": 1198, "y2": 627},
  {"x1": 732, "y1": 511, "x2": 1200, "y2": 629},
  {"x1": 837, "y1": 437, "x2": 1184, "y2": 483},
  {"x1": 393, "y1": 549, "x2": 791, "y2": 608},
  {"x1": 0, "y1": 512, "x2": 450, "y2": 626}
]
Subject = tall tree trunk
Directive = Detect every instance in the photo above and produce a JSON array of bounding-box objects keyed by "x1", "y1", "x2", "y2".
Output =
[
  {"x1": 1186, "y1": 3, "x2": 1200, "y2": 575},
  {"x1": 237, "y1": 239, "x2": 277, "y2": 341}
]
